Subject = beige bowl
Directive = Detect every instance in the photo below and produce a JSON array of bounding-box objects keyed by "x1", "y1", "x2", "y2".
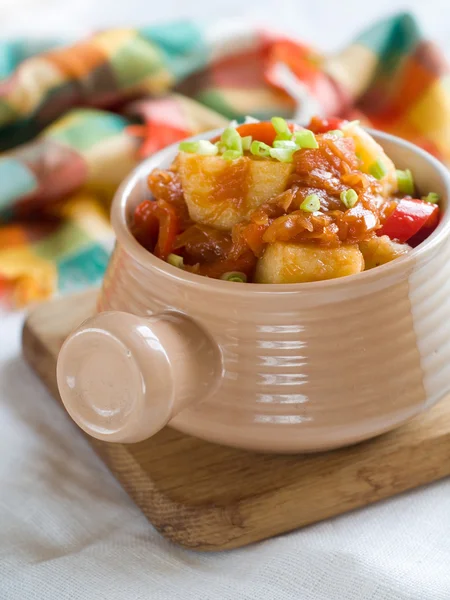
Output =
[{"x1": 56, "y1": 129, "x2": 450, "y2": 453}]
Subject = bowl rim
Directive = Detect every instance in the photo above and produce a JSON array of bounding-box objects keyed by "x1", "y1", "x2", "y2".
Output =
[{"x1": 111, "y1": 126, "x2": 450, "y2": 296}]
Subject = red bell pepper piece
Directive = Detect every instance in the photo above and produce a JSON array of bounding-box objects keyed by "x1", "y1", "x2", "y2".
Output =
[
  {"x1": 235, "y1": 122, "x2": 295, "y2": 146},
  {"x1": 307, "y1": 116, "x2": 347, "y2": 134},
  {"x1": 133, "y1": 199, "x2": 180, "y2": 259},
  {"x1": 406, "y1": 203, "x2": 441, "y2": 247},
  {"x1": 210, "y1": 122, "x2": 299, "y2": 147},
  {"x1": 154, "y1": 199, "x2": 180, "y2": 259},
  {"x1": 377, "y1": 198, "x2": 439, "y2": 243},
  {"x1": 133, "y1": 200, "x2": 160, "y2": 252},
  {"x1": 235, "y1": 122, "x2": 277, "y2": 146}
]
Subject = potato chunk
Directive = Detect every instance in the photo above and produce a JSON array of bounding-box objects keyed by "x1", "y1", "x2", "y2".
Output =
[
  {"x1": 359, "y1": 235, "x2": 410, "y2": 270},
  {"x1": 254, "y1": 242, "x2": 365, "y2": 284},
  {"x1": 177, "y1": 153, "x2": 293, "y2": 230},
  {"x1": 342, "y1": 122, "x2": 397, "y2": 195}
]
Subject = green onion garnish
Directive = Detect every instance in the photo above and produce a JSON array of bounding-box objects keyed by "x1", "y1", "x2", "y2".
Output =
[
  {"x1": 222, "y1": 149, "x2": 242, "y2": 161},
  {"x1": 179, "y1": 140, "x2": 219, "y2": 155},
  {"x1": 250, "y1": 140, "x2": 271, "y2": 157},
  {"x1": 167, "y1": 254, "x2": 184, "y2": 268},
  {"x1": 293, "y1": 129, "x2": 319, "y2": 149},
  {"x1": 300, "y1": 193, "x2": 321, "y2": 213},
  {"x1": 269, "y1": 147, "x2": 295, "y2": 163},
  {"x1": 221, "y1": 127, "x2": 243, "y2": 152},
  {"x1": 340, "y1": 188, "x2": 358, "y2": 209},
  {"x1": 215, "y1": 141, "x2": 226, "y2": 152},
  {"x1": 241, "y1": 135, "x2": 252, "y2": 151},
  {"x1": 328, "y1": 130, "x2": 344, "y2": 138},
  {"x1": 273, "y1": 140, "x2": 298, "y2": 149},
  {"x1": 220, "y1": 271, "x2": 247, "y2": 283},
  {"x1": 396, "y1": 169, "x2": 415, "y2": 195},
  {"x1": 198, "y1": 140, "x2": 220, "y2": 155},
  {"x1": 422, "y1": 192, "x2": 440, "y2": 204},
  {"x1": 369, "y1": 158, "x2": 388, "y2": 180},
  {"x1": 271, "y1": 117, "x2": 291, "y2": 141},
  {"x1": 179, "y1": 141, "x2": 198, "y2": 153}
]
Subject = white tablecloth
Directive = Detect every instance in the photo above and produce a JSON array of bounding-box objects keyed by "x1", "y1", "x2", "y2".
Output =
[
  {"x1": 2, "y1": 310, "x2": 450, "y2": 600},
  {"x1": 2, "y1": 2, "x2": 450, "y2": 598}
]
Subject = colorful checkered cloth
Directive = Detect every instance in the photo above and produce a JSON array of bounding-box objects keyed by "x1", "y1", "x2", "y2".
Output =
[{"x1": 0, "y1": 13, "x2": 449, "y2": 306}]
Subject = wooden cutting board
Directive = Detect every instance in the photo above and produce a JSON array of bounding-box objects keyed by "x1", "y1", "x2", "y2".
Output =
[{"x1": 22, "y1": 290, "x2": 450, "y2": 551}]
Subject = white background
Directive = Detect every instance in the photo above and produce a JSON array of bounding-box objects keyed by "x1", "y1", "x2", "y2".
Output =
[
  {"x1": 1, "y1": 0, "x2": 450, "y2": 55},
  {"x1": 2, "y1": 1, "x2": 450, "y2": 599}
]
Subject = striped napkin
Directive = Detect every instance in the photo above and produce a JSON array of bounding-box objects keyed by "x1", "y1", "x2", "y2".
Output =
[{"x1": 0, "y1": 13, "x2": 448, "y2": 306}]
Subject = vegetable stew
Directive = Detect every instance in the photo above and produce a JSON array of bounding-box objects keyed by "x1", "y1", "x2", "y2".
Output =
[{"x1": 131, "y1": 117, "x2": 441, "y2": 284}]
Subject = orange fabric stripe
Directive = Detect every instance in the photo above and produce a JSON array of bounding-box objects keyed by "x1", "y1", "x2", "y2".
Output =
[
  {"x1": 0, "y1": 225, "x2": 28, "y2": 248},
  {"x1": 389, "y1": 58, "x2": 437, "y2": 115},
  {"x1": 45, "y1": 42, "x2": 106, "y2": 79}
]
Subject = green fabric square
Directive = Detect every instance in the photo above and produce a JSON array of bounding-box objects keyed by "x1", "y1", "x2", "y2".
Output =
[
  {"x1": 0, "y1": 115, "x2": 41, "y2": 152},
  {"x1": 355, "y1": 13, "x2": 419, "y2": 54},
  {"x1": 110, "y1": 36, "x2": 165, "y2": 88},
  {"x1": 195, "y1": 90, "x2": 240, "y2": 120},
  {"x1": 46, "y1": 111, "x2": 128, "y2": 152},
  {"x1": 355, "y1": 13, "x2": 420, "y2": 76}
]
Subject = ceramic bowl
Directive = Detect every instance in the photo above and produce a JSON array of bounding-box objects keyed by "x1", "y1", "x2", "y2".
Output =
[{"x1": 56, "y1": 129, "x2": 450, "y2": 453}]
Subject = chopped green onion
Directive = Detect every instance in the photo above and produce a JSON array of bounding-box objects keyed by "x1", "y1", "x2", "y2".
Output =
[
  {"x1": 273, "y1": 140, "x2": 298, "y2": 149},
  {"x1": 300, "y1": 193, "x2": 321, "y2": 213},
  {"x1": 179, "y1": 141, "x2": 198, "y2": 153},
  {"x1": 396, "y1": 168, "x2": 415, "y2": 195},
  {"x1": 293, "y1": 129, "x2": 319, "y2": 149},
  {"x1": 269, "y1": 147, "x2": 295, "y2": 163},
  {"x1": 369, "y1": 158, "x2": 388, "y2": 180},
  {"x1": 167, "y1": 254, "x2": 184, "y2": 268},
  {"x1": 422, "y1": 192, "x2": 440, "y2": 204},
  {"x1": 221, "y1": 127, "x2": 243, "y2": 152},
  {"x1": 250, "y1": 140, "x2": 271, "y2": 157},
  {"x1": 271, "y1": 117, "x2": 291, "y2": 141},
  {"x1": 328, "y1": 129, "x2": 344, "y2": 138},
  {"x1": 222, "y1": 149, "x2": 243, "y2": 161},
  {"x1": 197, "y1": 140, "x2": 219, "y2": 155},
  {"x1": 215, "y1": 141, "x2": 228, "y2": 154},
  {"x1": 179, "y1": 140, "x2": 218, "y2": 155},
  {"x1": 241, "y1": 135, "x2": 252, "y2": 151},
  {"x1": 220, "y1": 271, "x2": 247, "y2": 283},
  {"x1": 340, "y1": 188, "x2": 358, "y2": 209}
]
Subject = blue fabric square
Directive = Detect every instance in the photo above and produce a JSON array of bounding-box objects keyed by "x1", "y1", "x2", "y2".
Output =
[
  {"x1": 0, "y1": 158, "x2": 38, "y2": 211},
  {"x1": 57, "y1": 243, "x2": 110, "y2": 294}
]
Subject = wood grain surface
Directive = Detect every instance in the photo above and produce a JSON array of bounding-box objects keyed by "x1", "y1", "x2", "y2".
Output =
[{"x1": 22, "y1": 290, "x2": 450, "y2": 551}]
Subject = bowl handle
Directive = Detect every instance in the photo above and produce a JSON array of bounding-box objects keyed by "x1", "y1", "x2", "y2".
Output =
[{"x1": 56, "y1": 311, "x2": 221, "y2": 443}]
